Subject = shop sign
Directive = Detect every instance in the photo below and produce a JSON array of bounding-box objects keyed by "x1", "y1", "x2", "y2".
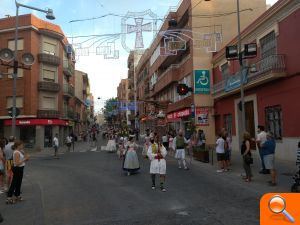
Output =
[
  {"x1": 167, "y1": 108, "x2": 191, "y2": 122},
  {"x1": 225, "y1": 68, "x2": 248, "y2": 92},
  {"x1": 196, "y1": 108, "x2": 209, "y2": 126},
  {"x1": 194, "y1": 70, "x2": 210, "y2": 94},
  {"x1": 4, "y1": 119, "x2": 69, "y2": 126}
]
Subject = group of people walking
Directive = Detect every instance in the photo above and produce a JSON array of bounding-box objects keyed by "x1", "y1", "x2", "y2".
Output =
[{"x1": 0, "y1": 136, "x2": 29, "y2": 204}]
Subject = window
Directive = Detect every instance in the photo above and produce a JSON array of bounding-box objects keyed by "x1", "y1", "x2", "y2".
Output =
[
  {"x1": 7, "y1": 68, "x2": 24, "y2": 78},
  {"x1": 260, "y1": 31, "x2": 276, "y2": 58},
  {"x1": 42, "y1": 65, "x2": 56, "y2": 82},
  {"x1": 43, "y1": 42, "x2": 56, "y2": 55},
  {"x1": 8, "y1": 39, "x2": 24, "y2": 51},
  {"x1": 265, "y1": 105, "x2": 282, "y2": 140},
  {"x1": 42, "y1": 96, "x2": 56, "y2": 109},
  {"x1": 221, "y1": 62, "x2": 229, "y2": 79},
  {"x1": 224, "y1": 114, "x2": 233, "y2": 136},
  {"x1": 6, "y1": 96, "x2": 23, "y2": 108}
]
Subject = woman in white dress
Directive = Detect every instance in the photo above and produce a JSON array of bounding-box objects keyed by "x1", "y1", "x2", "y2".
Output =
[
  {"x1": 147, "y1": 138, "x2": 167, "y2": 192},
  {"x1": 106, "y1": 134, "x2": 117, "y2": 153},
  {"x1": 123, "y1": 137, "x2": 140, "y2": 176}
]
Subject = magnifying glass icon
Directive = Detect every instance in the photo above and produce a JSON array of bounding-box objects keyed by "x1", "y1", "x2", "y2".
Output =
[{"x1": 268, "y1": 195, "x2": 295, "y2": 223}]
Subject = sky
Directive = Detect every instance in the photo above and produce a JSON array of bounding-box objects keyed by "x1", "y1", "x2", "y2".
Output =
[{"x1": 0, "y1": 0, "x2": 278, "y2": 111}]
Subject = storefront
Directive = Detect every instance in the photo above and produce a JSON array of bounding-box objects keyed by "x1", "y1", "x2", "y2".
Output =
[
  {"x1": 167, "y1": 108, "x2": 191, "y2": 134},
  {"x1": 4, "y1": 119, "x2": 71, "y2": 149}
]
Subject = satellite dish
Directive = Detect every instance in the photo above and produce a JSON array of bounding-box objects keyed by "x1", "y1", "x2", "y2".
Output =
[
  {"x1": 21, "y1": 53, "x2": 35, "y2": 66},
  {"x1": 0, "y1": 48, "x2": 14, "y2": 62}
]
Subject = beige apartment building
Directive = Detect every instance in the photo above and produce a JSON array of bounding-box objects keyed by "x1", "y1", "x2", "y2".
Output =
[{"x1": 135, "y1": 0, "x2": 266, "y2": 142}]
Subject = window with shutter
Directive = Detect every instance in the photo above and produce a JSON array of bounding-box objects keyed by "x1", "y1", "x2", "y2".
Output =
[
  {"x1": 42, "y1": 96, "x2": 56, "y2": 109},
  {"x1": 6, "y1": 96, "x2": 23, "y2": 108},
  {"x1": 8, "y1": 39, "x2": 24, "y2": 51}
]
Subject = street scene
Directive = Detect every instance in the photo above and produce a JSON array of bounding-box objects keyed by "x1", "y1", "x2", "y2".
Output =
[{"x1": 0, "y1": 0, "x2": 300, "y2": 224}]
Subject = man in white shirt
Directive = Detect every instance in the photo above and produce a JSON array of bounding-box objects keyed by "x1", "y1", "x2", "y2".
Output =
[
  {"x1": 216, "y1": 134, "x2": 227, "y2": 172},
  {"x1": 53, "y1": 134, "x2": 59, "y2": 158},
  {"x1": 173, "y1": 130, "x2": 189, "y2": 170},
  {"x1": 256, "y1": 125, "x2": 269, "y2": 174}
]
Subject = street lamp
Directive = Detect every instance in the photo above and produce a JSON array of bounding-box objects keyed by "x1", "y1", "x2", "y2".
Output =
[
  {"x1": 11, "y1": 1, "x2": 55, "y2": 136},
  {"x1": 205, "y1": 0, "x2": 246, "y2": 135}
]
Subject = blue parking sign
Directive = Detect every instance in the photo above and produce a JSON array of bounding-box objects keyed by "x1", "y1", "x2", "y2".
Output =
[{"x1": 194, "y1": 70, "x2": 210, "y2": 94}]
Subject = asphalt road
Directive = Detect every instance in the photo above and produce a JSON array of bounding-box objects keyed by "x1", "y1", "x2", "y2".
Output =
[{"x1": 0, "y1": 139, "x2": 263, "y2": 225}]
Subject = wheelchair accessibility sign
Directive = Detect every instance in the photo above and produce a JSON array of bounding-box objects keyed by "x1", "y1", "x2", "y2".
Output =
[{"x1": 194, "y1": 70, "x2": 210, "y2": 94}]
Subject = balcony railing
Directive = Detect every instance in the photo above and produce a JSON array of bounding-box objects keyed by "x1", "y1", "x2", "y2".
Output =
[
  {"x1": 37, "y1": 110, "x2": 59, "y2": 118},
  {"x1": 63, "y1": 60, "x2": 75, "y2": 76},
  {"x1": 63, "y1": 84, "x2": 75, "y2": 97},
  {"x1": 38, "y1": 53, "x2": 60, "y2": 66},
  {"x1": 38, "y1": 81, "x2": 60, "y2": 92},
  {"x1": 63, "y1": 108, "x2": 75, "y2": 120},
  {"x1": 212, "y1": 54, "x2": 286, "y2": 96}
]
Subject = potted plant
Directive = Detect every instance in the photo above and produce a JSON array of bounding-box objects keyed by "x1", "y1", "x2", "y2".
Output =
[{"x1": 193, "y1": 145, "x2": 209, "y2": 163}]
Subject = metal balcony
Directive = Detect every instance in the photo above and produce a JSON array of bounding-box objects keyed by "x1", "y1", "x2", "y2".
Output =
[
  {"x1": 63, "y1": 84, "x2": 74, "y2": 98},
  {"x1": 37, "y1": 110, "x2": 60, "y2": 118},
  {"x1": 212, "y1": 54, "x2": 286, "y2": 99},
  {"x1": 63, "y1": 60, "x2": 75, "y2": 77},
  {"x1": 37, "y1": 81, "x2": 60, "y2": 92},
  {"x1": 38, "y1": 53, "x2": 60, "y2": 66}
]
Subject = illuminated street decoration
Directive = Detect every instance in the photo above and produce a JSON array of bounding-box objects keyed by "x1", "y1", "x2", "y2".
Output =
[
  {"x1": 121, "y1": 10, "x2": 158, "y2": 52},
  {"x1": 159, "y1": 25, "x2": 223, "y2": 55}
]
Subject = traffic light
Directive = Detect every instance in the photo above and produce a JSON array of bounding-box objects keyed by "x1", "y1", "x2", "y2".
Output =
[{"x1": 177, "y1": 84, "x2": 191, "y2": 96}]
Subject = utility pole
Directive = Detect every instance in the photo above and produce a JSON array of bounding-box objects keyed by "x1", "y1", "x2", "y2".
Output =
[{"x1": 237, "y1": 0, "x2": 246, "y2": 136}]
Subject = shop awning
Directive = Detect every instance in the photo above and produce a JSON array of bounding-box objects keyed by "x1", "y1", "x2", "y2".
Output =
[{"x1": 4, "y1": 119, "x2": 69, "y2": 126}]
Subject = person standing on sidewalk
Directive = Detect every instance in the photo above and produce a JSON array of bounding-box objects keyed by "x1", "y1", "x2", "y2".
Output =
[
  {"x1": 66, "y1": 135, "x2": 72, "y2": 152},
  {"x1": 53, "y1": 134, "x2": 59, "y2": 159},
  {"x1": 261, "y1": 132, "x2": 277, "y2": 186},
  {"x1": 0, "y1": 140, "x2": 6, "y2": 191},
  {"x1": 241, "y1": 132, "x2": 253, "y2": 182},
  {"x1": 4, "y1": 136, "x2": 15, "y2": 188},
  {"x1": 256, "y1": 126, "x2": 269, "y2": 174},
  {"x1": 6, "y1": 141, "x2": 29, "y2": 204},
  {"x1": 216, "y1": 133, "x2": 227, "y2": 173},
  {"x1": 147, "y1": 137, "x2": 167, "y2": 191},
  {"x1": 173, "y1": 130, "x2": 189, "y2": 170}
]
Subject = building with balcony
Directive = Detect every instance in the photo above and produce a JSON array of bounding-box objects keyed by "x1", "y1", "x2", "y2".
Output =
[
  {"x1": 126, "y1": 50, "x2": 143, "y2": 128},
  {"x1": 117, "y1": 79, "x2": 129, "y2": 125},
  {"x1": 212, "y1": 0, "x2": 300, "y2": 161},
  {"x1": 134, "y1": 0, "x2": 266, "y2": 140},
  {"x1": 74, "y1": 70, "x2": 90, "y2": 137},
  {"x1": 0, "y1": 14, "x2": 76, "y2": 149}
]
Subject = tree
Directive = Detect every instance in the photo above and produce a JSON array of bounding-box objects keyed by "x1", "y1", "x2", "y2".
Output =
[{"x1": 103, "y1": 97, "x2": 118, "y2": 124}]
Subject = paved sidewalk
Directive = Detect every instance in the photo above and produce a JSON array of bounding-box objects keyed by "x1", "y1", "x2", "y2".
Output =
[
  {"x1": 28, "y1": 140, "x2": 95, "y2": 158},
  {"x1": 180, "y1": 149, "x2": 296, "y2": 193}
]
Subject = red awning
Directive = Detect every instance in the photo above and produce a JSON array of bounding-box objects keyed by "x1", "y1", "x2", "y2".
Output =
[{"x1": 4, "y1": 119, "x2": 69, "y2": 126}]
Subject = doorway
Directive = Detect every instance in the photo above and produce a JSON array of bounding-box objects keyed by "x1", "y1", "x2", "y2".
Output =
[
  {"x1": 245, "y1": 101, "x2": 255, "y2": 139},
  {"x1": 44, "y1": 126, "x2": 53, "y2": 147}
]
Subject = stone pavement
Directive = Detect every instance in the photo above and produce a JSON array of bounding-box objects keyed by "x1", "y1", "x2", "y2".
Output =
[{"x1": 181, "y1": 148, "x2": 296, "y2": 193}]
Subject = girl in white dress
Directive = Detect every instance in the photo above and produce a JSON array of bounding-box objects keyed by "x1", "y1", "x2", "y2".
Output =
[
  {"x1": 147, "y1": 138, "x2": 167, "y2": 192},
  {"x1": 123, "y1": 137, "x2": 140, "y2": 176},
  {"x1": 106, "y1": 134, "x2": 117, "y2": 152}
]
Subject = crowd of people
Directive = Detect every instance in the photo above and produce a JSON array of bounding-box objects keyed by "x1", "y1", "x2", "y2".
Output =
[{"x1": 101, "y1": 124, "x2": 300, "y2": 191}]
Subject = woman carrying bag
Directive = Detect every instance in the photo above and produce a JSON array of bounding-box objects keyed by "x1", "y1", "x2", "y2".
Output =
[{"x1": 6, "y1": 141, "x2": 29, "y2": 204}]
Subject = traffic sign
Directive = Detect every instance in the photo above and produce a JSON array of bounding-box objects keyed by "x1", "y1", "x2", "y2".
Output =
[{"x1": 8, "y1": 107, "x2": 20, "y2": 118}]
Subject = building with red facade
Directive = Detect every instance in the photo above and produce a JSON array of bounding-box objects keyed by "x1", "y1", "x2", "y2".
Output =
[
  {"x1": 0, "y1": 14, "x2": 87, "y2": 149},
  {"x1": 212, "y1": 0, "x2": 300, "y2": 161}
]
